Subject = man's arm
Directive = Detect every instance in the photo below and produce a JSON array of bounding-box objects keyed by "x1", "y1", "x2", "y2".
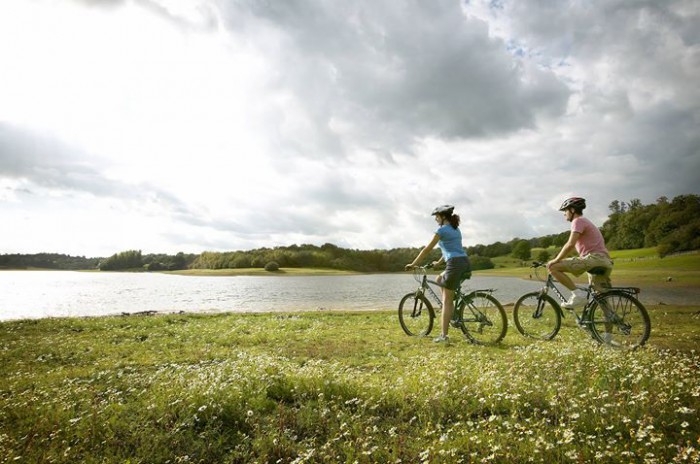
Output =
[{"x1": 548, "y1": 231, "x2": 580, "y2": 267}]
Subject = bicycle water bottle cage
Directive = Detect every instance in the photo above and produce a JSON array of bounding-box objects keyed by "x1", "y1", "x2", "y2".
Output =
[{"x1": 587, "y1": 267, "x2": 608, "y2": 276}]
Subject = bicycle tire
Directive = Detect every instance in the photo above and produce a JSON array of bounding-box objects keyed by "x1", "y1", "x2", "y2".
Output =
[
  {"x1": 588, "y1": 291, "x2": 651, "y2": 349},
  {"x1": 398, "y1": 293, "x2": 434, "y2": 336},
  {"x1": 513, "y1": 292, "x2": 562, "y2": 340},
  {"x1": 459, "y1": 292, "x2": 508, "y2": 344}
]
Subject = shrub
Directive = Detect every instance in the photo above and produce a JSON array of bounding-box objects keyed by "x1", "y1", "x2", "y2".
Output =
[
  {"x1": 264, "y1": 261, "x2": 280, "y2": 272},
  {"x1": 470, "y1": 255, "x2": 495, "y2": 270}
]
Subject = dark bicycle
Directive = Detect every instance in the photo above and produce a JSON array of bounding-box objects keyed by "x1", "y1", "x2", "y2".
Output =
[
  {"x1": 513, "y1": 261, "x2": 651, "y2": 349},
  {"x1": 398, "y1": 264, "x2": 507, "y2": 344}
]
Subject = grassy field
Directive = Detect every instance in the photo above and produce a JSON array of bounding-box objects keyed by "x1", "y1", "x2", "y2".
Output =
[
  {"x1": 479, "y1": 249, "x2": 700, "y2": 287},
  {"x1": 1, "y1": 304, "x2": 699, "y2": 463}
]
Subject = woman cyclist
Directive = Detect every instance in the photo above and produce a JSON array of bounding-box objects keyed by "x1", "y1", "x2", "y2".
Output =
[{"x1": 406, "y1": 205, "x2": 471, "y2": 343}]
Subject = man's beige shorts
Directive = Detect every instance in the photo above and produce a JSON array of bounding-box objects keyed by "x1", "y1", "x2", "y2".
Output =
[{"x1": 558, "y1": 253, "x2": 614, "y2": 291}]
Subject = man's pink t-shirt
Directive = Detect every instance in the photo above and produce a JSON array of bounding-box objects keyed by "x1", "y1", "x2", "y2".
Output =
[{"x1": 571, "y1": 216, "x2": 609, "y2": 257}]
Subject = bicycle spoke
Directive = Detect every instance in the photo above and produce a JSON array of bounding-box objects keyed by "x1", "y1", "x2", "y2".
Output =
[
  {"x1": 590, "y1": 292, "x2": 651, "y2": 349},
  {"x1": 460, "y1": 292, "x2": 507, "y2": 344},
  {"x1": 513, "y1": 292, "x2": 561, "y2": 340},
  {"x1": 398, "y1": 293, "x2": 434, "y2": 336}
]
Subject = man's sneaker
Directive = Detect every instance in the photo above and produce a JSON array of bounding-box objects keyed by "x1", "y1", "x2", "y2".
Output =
[
  {"x1": 600, "y1": 332, "x2": 620, "y2": 346},
  {"x1": 562, "y1": 293, "x2": 585, "y2": 310},
  {"x1": 433, "y1": 335, "x2": 449, "y2": 343}
]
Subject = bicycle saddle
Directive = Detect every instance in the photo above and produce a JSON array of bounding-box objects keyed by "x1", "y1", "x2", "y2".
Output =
[
  {"x1": 587, "y1": 267, "x2": 608, "y2": 275},
  {"x1": 459, "y1": 270, "x2": 472, "y2": 282}
]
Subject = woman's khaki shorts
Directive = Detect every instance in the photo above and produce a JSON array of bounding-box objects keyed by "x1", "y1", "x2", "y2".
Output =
[{"x1": 558, "y1": 253, "x2": 613, "y2": 291}]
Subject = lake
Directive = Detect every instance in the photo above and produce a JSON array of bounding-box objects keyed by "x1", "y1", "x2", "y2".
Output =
[{"x1": 0, "y1": 271, "x2": 693, "y2": 321}]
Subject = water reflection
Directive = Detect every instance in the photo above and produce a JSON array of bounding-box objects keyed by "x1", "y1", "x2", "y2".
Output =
[{"x1": 1, "y1": 271, "x2": 687, "y2": 321}]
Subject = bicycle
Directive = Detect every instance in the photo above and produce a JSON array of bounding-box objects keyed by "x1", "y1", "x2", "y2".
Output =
[
  {"x1": 512, "y1": 261, "x2": 651, "y2": 349},
  {"x1": 398, "y1": 264, "x2": 508, "y2": 344}
]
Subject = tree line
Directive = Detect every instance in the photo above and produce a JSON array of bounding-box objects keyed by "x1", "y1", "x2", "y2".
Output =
[
  {"x1": 2, "y1": 194, "x2": 696, "y2": 272},
  {"x1": 0, "y1": 253, "x2": 101, "y2": 270},
  {"x1": 190, "y1": 244, "x2": 499, "y2": 273},
  {"x1": 601, "y1": 194, "x2": 699, "y2": 256}
]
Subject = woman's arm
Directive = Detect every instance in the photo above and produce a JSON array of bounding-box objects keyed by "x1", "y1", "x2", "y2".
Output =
[{"x1": 406, "y1": 234, "x2": 441, "y2": 270}]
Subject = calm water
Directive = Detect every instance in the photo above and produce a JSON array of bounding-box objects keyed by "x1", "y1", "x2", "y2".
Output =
[
  {"x1": 0, "y1": 271, "x2": 542, "y2": 321},
  {"x1": 0, "y1": 271, "x2": 694, "y2": 321}
]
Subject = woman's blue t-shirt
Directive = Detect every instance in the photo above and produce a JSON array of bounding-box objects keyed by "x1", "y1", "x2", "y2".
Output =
[{"x1": 436, "y1": 225, "x2": 468, "y2": 260}]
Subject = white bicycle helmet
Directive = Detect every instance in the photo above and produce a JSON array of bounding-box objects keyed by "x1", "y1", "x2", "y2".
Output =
[{"x1": 431, "y1": 205, "x2": 455, "y2": 216}]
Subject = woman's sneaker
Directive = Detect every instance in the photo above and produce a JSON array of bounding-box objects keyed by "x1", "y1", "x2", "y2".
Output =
[
  {"x1": 562, "y1": 293, "x2": 585, "y2": 309},
  {"x1": 433, "y1": 335, "x2": 449, "y2": 343}
]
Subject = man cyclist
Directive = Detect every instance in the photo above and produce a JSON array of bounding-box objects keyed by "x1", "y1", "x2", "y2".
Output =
[{"x1": 547, "y1": 197, "x2": 613, "y2": 309}]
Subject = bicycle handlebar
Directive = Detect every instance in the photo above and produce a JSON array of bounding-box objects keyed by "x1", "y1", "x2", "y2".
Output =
[{"x1": 407, "y1": 263, "x2": 435, "y2": 271}]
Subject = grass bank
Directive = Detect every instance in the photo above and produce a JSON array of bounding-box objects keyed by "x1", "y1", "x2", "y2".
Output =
[
  {"x1": 478, "y1": 249, "x2": 700, "y2": 287},
  {"x1": 1, "y1": 305, "x2": 699, "y2": 463}
]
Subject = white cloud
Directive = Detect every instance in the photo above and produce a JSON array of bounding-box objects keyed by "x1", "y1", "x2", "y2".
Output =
[{"x1": 0, "y1": 0, "x2": 698, "y2": 256}]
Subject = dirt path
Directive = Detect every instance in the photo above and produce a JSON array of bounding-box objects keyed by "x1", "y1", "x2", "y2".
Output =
[{"x1": 635, "y1": 285, "x2": 700, "y2": 306}]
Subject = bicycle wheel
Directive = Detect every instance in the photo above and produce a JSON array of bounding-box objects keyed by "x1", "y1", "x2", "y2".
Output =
[
  {"x1": 589, "y1": 291, "x2": 651, "y2": 349},
  {"x1": 398, "y1": 293, "x2": 434, "y2": 336},
  {"x1": 513, "y1": 292, "x2": 562, "y2": 340},
  {"x1": 459, "y1": 292, "x2": 507, "y2": 344}
]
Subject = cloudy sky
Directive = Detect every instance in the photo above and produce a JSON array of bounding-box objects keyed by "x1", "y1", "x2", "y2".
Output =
[{"x1": 1, "y1": 0, "x2": 698, "y2": 257}]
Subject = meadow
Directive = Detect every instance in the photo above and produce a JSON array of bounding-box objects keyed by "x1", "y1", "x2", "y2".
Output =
[
  {"x1": 485, "y1": 248, "x2": 700, "y2": 288},
  {"x1": 1, "y1": 302, "x2": 699, "y2": 463}
]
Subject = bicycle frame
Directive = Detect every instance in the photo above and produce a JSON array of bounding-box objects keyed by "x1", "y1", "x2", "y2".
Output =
[
  {"x1": 535, "y1": 272, "x2": 599, "y2": 330},
  {"x1": 532, "y1": 262, "x2": 638, "y2": 331},
  {"x1": 412, "y1": 267, "x2": 495, "y2": 310},
  {"x1": 513, "y1": 261, "x2": 650, "y2": 347},
  {"x1": 400, "y1": 265, "x2": 509, "y2": 343}
]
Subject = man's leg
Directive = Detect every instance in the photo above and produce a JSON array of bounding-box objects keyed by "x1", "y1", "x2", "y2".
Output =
[
  {"x1": 550, "y1": 259, "x2": 586, "y2": 309},
  {"x1": 548, "y1": 262, "x2": 577, "y2": 291}
]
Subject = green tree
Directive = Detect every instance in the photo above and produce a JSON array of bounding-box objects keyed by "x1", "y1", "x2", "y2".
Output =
[
  {"x1": 99, "y1": 250, "x2": 143, "y2": 271},
  {"x1": 511, "y1": 240, "x2": 531, "y2": 260},
  {"x1": 538, "y1": 236, "x2": 553, "y2": 249},
  {"x1": 469, "y1": 255, "x2": 495, "y2": 270},
  {"x1": 264, "y1": 261, "x2": 280, "y2": 272}
]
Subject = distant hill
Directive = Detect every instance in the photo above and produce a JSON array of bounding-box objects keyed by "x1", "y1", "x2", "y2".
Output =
[{"x1": 3, "y1": 194, "x2": 697, "y2": 272}]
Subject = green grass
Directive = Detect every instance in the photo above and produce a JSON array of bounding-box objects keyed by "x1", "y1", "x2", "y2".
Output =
[
  {"x1": 1, "y1": 306, "x2": 699, "y2": 463},
  {"x1": 478, "y1": 249, "x2": 700, "y2": 287}
]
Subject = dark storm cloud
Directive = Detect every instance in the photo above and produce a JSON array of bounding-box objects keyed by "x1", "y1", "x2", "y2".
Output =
[
  {"x1": 619, "y1": 104, "x2": 700, "y2": 194},
  {"x1": 474, "y1": 0, "x2": 700, "y2": 202},
  {"x1": 217, "y1": 0, "x2": 571, "y2": 156}
]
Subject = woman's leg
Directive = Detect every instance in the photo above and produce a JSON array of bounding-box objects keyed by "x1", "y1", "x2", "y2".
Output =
[{"x1": 441, "y1": 287, "x2": 455, "y2": 337}]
